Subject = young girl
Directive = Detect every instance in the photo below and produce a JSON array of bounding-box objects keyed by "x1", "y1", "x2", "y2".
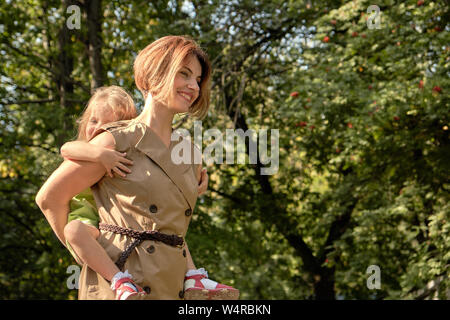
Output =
[
  {"x1": 60, "y1": 85, "x2": 143, "y2": 299},
  {"x1": 56, "y1": 85, "x2": 234, "y2": 300}
]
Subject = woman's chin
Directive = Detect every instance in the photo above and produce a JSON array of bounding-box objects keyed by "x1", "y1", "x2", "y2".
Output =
[
  {"x1": 171, "y1": 104, "x2": 191, "y2": 114},
  {"x1": 165, "y1": 97, "x2": 191, "y2": 114}
]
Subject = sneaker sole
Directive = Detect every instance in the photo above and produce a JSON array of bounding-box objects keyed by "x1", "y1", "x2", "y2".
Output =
[
  {"x1": 123, "y1": 292, "x2": 149, "y2": 300},
  {"x1": 184, "y1": 288, "x2": 240, "y2": 300}
]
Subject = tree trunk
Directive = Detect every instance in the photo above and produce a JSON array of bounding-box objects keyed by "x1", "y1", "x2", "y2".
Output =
[
  {"x1": 85, "y1": 0, "x2": 104, "y2": 91},
  {"x1": 225, "y1": 88, "x2": 347, "y2": 300},
  {"x1": 55, "y1": 0, "x2": 75, "y2": 149},
  {"x1": 313, "y1": 268, "x2": 336, "y2": 300}
]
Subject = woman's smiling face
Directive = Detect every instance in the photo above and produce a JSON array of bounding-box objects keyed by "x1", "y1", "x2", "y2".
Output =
[{"x1": 167, "y1": 54, "x2": 202, "y2": 114}]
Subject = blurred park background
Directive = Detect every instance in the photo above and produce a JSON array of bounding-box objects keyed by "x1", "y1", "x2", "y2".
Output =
[{"x1": 0, "y1": 0, "x2": 448, "y2": 300}]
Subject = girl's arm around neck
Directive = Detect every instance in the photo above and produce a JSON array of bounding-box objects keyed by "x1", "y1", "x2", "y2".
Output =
[
  {"x1": 61, "y1": 138, "x2": 131, "y2": 178},
  {"x1": 60, "y1": 141, "x2": 103, "y2": 162}
]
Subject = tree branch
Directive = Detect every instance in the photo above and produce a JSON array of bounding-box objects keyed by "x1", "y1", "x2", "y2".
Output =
[{"x1": 1, "y1": 99, "x2": 57, "y2": 105}]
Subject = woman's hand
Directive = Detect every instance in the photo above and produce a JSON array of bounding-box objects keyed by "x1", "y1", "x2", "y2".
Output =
[
  {"x1": 197, "y1": 168, "x2": 208, "y2": 195},
  {"x1": 36, "y1": 131, "x2": 114, "y2": 245},
  {"x1": 98, "y1": 147, "x2": 133, "y2": 178}
]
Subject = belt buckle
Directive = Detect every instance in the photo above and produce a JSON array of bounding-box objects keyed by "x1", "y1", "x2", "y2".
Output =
[{"x1": 176, "y1": 234, "x2": 184, "y2": 248}]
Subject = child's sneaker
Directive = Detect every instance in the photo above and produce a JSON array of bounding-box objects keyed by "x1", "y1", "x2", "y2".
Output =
[
  {"x1": 184, "y1": 268, "x2": 239, "y2": 300},
  {"x1": 110, "y1": 270, "x2": 146, "y2": 300}
]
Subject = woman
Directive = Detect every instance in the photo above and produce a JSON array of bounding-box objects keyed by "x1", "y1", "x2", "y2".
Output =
[{"x1": 36, "y1": 35, "x2": 230, "y2": 299}]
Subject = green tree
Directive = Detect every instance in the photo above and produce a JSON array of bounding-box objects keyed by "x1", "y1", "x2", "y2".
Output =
[
  {"x1": 0, "y1": 0, "x2": 199, "y2": 299},
  {"x1": 1, "y1": 0, "x2": 448, "y2": 300},
  {"x1": 284, "y1": 0, "x2": 449, "y2": 298}
]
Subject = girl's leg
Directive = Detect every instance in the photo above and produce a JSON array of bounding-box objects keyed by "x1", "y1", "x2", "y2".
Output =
[
  {"x1": 64, "y1": 220, "x2": 119, "y2": 281},
  {"x1": 185, "y1": 242, "x2": 197, "y2": 271},
  {"x1": 183, "y1": 242, "x2": 239, "y2": 300}
]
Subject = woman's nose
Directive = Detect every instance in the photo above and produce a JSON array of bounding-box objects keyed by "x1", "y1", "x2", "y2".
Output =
[{"x1": 187, "y1": 79, "x2": 200, "y2": 91}]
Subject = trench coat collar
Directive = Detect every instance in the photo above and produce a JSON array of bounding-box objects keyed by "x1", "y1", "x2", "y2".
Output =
[{"x1": 134, "y1": 122, "x2": 198, "y2": 211}]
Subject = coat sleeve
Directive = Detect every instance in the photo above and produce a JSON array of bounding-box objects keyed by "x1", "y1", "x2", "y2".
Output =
[{"x1": 99, "y1": 120, "x2": 140, "y2": 153}]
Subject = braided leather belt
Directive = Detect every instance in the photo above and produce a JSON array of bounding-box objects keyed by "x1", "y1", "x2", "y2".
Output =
[{"x1": 99, "y1": 223, "x2": 184, "y2": 271}]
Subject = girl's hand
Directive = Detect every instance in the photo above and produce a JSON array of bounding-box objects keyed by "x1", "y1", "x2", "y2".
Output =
[
  {"x1": 98, "y1": 147, "x2": 133, "y2": 178},
  {"x1": 197, "y1": 168, "x2": 208, "y2": 195}
]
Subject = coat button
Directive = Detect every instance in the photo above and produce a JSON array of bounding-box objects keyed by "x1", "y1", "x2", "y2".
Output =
[
  {"x1": 150, "y1": 204, "x2": 158, "y2": 213},
  {"x1": 146, "y1": 245, "x2": 155, "y2": 254},
  {"x1": 179, "y1": 290, "x2": 184, "y2": 299},
  {"x1": 183, "y1": 249, "x2": 186, "y2": 257},
  {"x1": 143, "y1": 286, "x2": 151, "y2": 294},
  {"x1": 185, "y1": 208, "x2": 192, "y2": 216}
]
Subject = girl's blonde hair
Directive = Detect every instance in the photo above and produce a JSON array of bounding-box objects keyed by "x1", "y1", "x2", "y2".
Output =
[
  {"x1": 133, "y1": 35, "x2": 212, "y2": 120},
  {"x1": 76, "y1": 85, "x2": 137, "y2": 141}
]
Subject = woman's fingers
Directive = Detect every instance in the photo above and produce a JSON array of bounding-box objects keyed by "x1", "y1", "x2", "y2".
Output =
[
  {"x1": 201, "y1": 169, "x2": 208, "y2": 184},
  {"x1": 198, "y1": 169, "x2": 208, "y2": 195}
]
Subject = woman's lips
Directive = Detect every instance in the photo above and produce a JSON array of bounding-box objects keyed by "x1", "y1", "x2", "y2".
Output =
[{"x1": 178, "y1": 91, "x2": 192, "y2": 103}]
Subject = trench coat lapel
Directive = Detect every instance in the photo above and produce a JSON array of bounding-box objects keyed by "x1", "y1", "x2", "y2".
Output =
[{"x1": 134, "y1": 124, "x2": 198, "y2": 211}]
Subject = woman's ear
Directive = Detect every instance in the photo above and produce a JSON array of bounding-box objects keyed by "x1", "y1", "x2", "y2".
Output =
[{"x1": 144, "y1": 91, "x2": 153, "y2": 108}]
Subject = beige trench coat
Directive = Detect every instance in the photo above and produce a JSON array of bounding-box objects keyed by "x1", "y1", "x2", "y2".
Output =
[{"x1": 78, "y1": 119, "x2": 200, "y2": 300}]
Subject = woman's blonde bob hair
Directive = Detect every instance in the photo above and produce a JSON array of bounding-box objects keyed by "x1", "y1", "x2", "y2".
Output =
[
  {"x1": 76, "y1": 85, "x2": 137, "y2": 141},
  {"x1": 133, "y1": 35, "x2": 212, "y2": 120}
]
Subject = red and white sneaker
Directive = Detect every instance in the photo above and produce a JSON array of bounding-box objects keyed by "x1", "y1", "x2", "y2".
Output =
[
  {"x1": 183, "y1": 268, "x2": 239, "y2": 300},
  {"x1": 110, "y1": 270, "x2": 147, "y2": 300}
]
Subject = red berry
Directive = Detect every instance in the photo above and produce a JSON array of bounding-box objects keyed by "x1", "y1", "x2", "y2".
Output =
[
  {"x1": 290, "y1": 91, "x2": 299, "y2": 98},
  {"x1": 434, "y1": 26, "x2": 442, "y2": 32},
  {"x1": 323, "y1": 36, "x2": 330, "y2": 43},
  {"x1": 393, "y1": 116, "x2": 400, "y2": 121},
  {"x1": 432, "y1": 86, "x2": 442, "y2": 93},
  {"x1": 309, "y1": 125, "x2": 315, "y2": 129},
  {"x1": 336, "y1": 148, "x2": 341, "y2": 154},
  {"x1": 417, "y1": 0, "x2": 424, "y2": 6},
  {"x1": 418, "y1": 80, "x2": 424, "y2": 89},
  {"x1": 331, "y1": 20, "x2": 337, "y2": 25},
  {"x1": 298, "y1": 121, "x2": 307, "y2": 127},
  {"x1": 352, "y1": 31, "x2": 358, "y2": 37},
  {"x1": 347, "y1": 122, "x2": 353, "y2": 129},
  {"x1": 361, "y1": 34, "x2": 366, "y2": 38},
  {"x1": 368, "y1": 85, "x2": 373, "y2": 90}
]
